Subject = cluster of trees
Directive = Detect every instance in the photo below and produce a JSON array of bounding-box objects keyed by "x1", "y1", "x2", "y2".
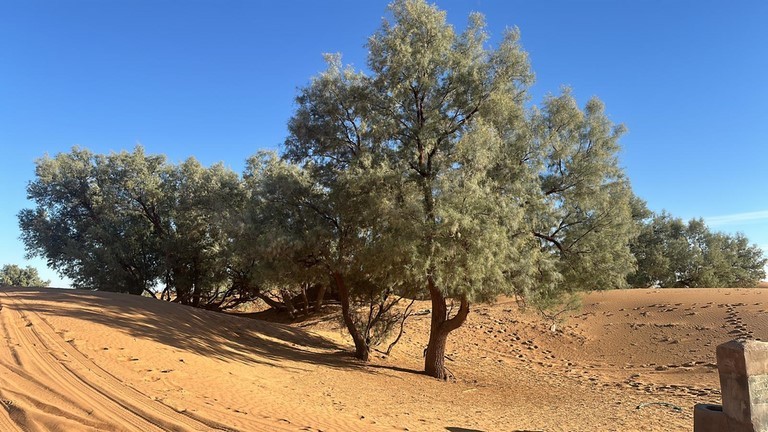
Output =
[
  {"x1": 0, "y1": 264, "x2": 49, "y2": 287},
  {"x1": 17, "y1": 0, "x2": 765, "y2": 378},
  {"x1": 19, "y1": 148, "x2": 251, "y2": 309},
  {"x1": 629, "y1": 211, "x2": 766, "y2": 288}
]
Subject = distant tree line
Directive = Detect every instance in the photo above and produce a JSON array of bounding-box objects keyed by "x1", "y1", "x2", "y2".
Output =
[
  {"x1": 17, "y1": 0, "x2": 765, "y2": 378},
  {"x1": 0, "y1": 264, "x2": 49, "y2": 287},
  {"x1": 628, "y1": 209, "x2": 765, "y2": 288}
]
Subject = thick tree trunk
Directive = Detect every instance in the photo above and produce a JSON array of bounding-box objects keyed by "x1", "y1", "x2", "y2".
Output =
[
  {"x1": 425, "y1": 326, "x2": 449, "y2": 378},
  {"x1": 424, "y1": 278, "x2": 469, "y2": 379},
  {"x1": 177, "y1": 280, "x2": 192, "y2": 305},
  {"x1": 332, "y1": 272, "x2": 369, "y2": 361},
  {"x1": 171, "y1": 265, "x2": 193, "y2": 305}
]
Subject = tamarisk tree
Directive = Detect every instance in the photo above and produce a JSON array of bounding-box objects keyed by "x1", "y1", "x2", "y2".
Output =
[
  {"x1": 19, "y1": 146, "x2": 256, "y2": 309},
  {"x1": 19, "y1": 147, "x2": 164, "y2": 295},
  {"x1": 287, "y1": 0, "x2": 638, "y2": 378},
  {"x1": 282, "y1": 51, "x2": 415, "y2": 359}
]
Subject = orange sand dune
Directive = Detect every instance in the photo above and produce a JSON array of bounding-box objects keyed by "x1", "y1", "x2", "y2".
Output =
[{"x1": 1, "y1": 287, "x2": 765, "y2": 431}]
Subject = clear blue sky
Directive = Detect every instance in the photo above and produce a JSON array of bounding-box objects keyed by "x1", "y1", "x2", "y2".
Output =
[{"x1": 1, "y1": 1, "x2": 766, "y2": 287}]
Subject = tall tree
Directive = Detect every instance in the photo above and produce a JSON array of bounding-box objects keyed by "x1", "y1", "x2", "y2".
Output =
[
  {"x1": 155, "y1": 158, "x2": 247, "y2": 307},
  {"x1": 525, "y1": 92, "x2": 637, "y2": 305},
  {"x1": 369, "y1": 0, "x2": 536, "y2": 378},
  {"x1": 287, "y1": 0, "x2": 638, "y2": 378},
  {"x1": 281, "y1": 52, "x2": 414, "y2": 359},
  {"x1": 0, "y1": 264, "x2": 50, "y2": 287}
]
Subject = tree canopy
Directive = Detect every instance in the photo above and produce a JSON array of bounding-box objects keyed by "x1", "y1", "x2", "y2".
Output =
[
  {"x1": 19, "y1": 147, "x2": 258, "y2": 309},
  {"x1": 629, "y1": 212, "x2": 766, "y2": 288}
]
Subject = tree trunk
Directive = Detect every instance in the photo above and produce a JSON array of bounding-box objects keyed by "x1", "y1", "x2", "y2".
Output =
[
  {"x1": 177, "y1": 280, "x2": 192, "y2": 305},
  {"x1": 172, "y1": 265, "x2": 192, "y2": 305},
  {"x1": 301, "y1": 284, "x2": 310, "y2": 316},
  {"x1": 161, "y1": 285, "x2": 171, "y2": 301},
  {"x1": 281, "y1": 290, "x2": 297, "y2": 318},
  {"x1": 425, "y1": 327, "x2": 449, "y2": 379},
  {"x1": 314, "y1": 284, "x2": 327, "y2": 312},
  {"x1": 332, "y1": 272, "x2": 369, "y2": 361},
  {"x1": 424, "y1": 278, "x2": 469, "y2": 379},
  {"x1": 191, "y1": 262, "x2": 202, "y2": 308},
  {"x1": 256, "y1": 292, "x2": 287, "y2": 311},
  {"x1": 192, "y1": 285, "x2": 202, "y2": 307}
]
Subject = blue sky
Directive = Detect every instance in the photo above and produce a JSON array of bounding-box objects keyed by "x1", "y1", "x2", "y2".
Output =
[{"x1": 1, "y1": 1, "x2": 766, "y2": 287}]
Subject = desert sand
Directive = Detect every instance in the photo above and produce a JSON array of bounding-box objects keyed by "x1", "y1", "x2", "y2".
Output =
[{"x1": 1, "y1": 286, "x2": 766, "y2": 431}]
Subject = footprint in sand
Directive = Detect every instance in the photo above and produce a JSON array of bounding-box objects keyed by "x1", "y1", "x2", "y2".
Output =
[{"x1": 724, "y1": 304, "x2": 751, "y2": 340}]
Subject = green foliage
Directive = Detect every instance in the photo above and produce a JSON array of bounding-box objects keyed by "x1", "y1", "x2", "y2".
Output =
[
  {"x1": 282, "y1": 51, "x2": 418, "y2": 357},
  {"x1": 19, "y1": 146, "x2": 256, "y2": 309},
  {"x1": 0, "y1": 264, "x2": 50, "y2": 287},
  {"x1": 284, "y1": 0, "x2": 640, "y2": 372},
  {"x1": 19, "y1": 147, "x2": 163, "y2": 295},
  {"x1": 240, "y1": 152, "x2": 333, "y2": 297},
  {"x1": 628, "y1": 212, "x2": 766, "y2": 288},
  {"x1": 157, "y1": 158, "x2": 248, "y2": 306},
  {"x1": 526, "y1": 92, "x2": 638, "y2": 305},
  {"x1": 363, "y1": 0, "x2": 536, "y2": 303}
]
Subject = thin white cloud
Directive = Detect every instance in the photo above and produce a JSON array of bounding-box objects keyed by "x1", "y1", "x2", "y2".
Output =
[{"x1": 705, "y1": 210, "x2": 768, "y2": 227}]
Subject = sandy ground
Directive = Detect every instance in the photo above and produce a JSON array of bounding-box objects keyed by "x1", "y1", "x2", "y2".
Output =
[{"x1": 1, "y1": 286, "x2": 766, "y2": 431}]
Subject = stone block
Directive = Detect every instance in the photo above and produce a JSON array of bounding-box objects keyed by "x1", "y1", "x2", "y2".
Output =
[
  {"x1": 716, "y1": 340, "x2": 768, "y2": 431},
  {"x1": 694, "y1": 404, "x2": 727, "y2": 432}
]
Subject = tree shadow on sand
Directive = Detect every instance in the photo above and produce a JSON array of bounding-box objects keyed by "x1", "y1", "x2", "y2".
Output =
[
  {"x1": 367, "y1": 363, "x2": 424, "y2": 376},
  {"x1": 8, "y1": 288, "x2": 368, "y2": 371},
  {"x1": 445, "y1": 427, "x2": 485, "y2": 432},
  {"x1": 446, "y1": 428, "x2": 542, "y2": 432}
]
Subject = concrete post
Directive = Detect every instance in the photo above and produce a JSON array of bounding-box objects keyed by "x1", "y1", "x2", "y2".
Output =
[{"x1": 694, "y1": 340, "x2": 768, "y2": 432}]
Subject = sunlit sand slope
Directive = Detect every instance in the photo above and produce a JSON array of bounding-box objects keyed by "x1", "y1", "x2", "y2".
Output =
[
  {"x1": 0, "y1": 288, "x2": 390, "y2": 431},
  {"x1": 1, "y1": 287, "x2": 765, "y2": 431}
]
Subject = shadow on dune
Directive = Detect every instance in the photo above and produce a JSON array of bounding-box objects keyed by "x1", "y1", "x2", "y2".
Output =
[
  {"x1": 6, "y1": 288, "x2": 365, "y2": 371},
  {"x1": 367, "y1": 363, "x2": 423, "y2": 376},
  {"x1": 446, "y1": 429, "x2": 543, "y2": 432},
  {"x1": 445, "y1": 427, "x2": 485, "y2": 432}
]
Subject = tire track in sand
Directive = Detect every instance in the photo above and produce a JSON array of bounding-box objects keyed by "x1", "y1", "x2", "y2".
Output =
[
  {"x1": 1, "y1": 290, "x2": 391, "y2": 432},
  {"x1": 0, "y1": 291, "x2": 236, "y2": 431}
]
